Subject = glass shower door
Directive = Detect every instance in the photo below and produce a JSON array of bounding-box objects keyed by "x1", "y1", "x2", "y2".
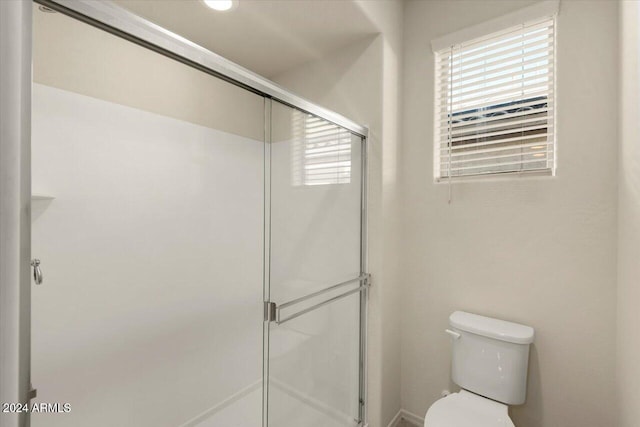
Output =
[
  {"x1": 266, "y1": 100, "x2": 366, "y2": 427},
  {"x1": 31, "y1": 8, "x2": 266, "y2": 427}
]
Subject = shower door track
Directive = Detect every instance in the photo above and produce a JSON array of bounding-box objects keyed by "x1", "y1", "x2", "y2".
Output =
[{"x1": 32, "y1": 0, "x2": 369, "y2": 140}]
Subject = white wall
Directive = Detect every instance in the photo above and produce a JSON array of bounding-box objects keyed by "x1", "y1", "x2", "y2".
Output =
[
  {"x1": 617, "y1": 2, "x2": 640, "y2": 426},
  {"x1": 271, "y1": 2, "x2": 404, "y2": 425},
  {"x1": 400, "y1": 1, "x2": 619, "y2": 426}
]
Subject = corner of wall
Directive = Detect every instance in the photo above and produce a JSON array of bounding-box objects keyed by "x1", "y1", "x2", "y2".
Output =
[{"x1": 617, "y1": 2, "x2": 640, "y2": 426}]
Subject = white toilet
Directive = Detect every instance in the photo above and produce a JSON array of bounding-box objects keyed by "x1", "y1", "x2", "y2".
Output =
[{"x1": 424, "y1": 311, "x2": 535, "y2": 427}]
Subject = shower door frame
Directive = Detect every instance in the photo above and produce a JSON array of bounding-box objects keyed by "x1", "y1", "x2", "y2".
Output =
[
  {"x1": 263, "y1": 98, "x2": 369, "y2": 426},
  {"x1": 0, "y1": 3, "x2": 33, "y2": 427},
  {"x1": 0, "y1": 1, "x2": 370, "y2": 426}
]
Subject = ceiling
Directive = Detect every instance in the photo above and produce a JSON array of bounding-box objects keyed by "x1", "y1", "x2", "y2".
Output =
[{"x1": 112, "y1": 0, "x2": 380, "y2": 78}]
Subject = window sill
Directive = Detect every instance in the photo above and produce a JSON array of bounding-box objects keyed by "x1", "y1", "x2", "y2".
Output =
[{"x1": 434, "y1": 168, "x2": 554, "y2": 184}]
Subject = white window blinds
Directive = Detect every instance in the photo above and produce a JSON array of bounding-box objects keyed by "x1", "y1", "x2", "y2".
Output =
[
  {"x1": 292, "y1": 111, "x2": 352, "y2": 186},
  {"x1": 434, "y1": 17, "x2": 556, "y2": 180}
]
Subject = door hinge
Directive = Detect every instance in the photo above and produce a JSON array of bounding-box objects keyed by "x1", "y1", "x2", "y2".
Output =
[
  {"x1": 28, "y1": 386, "x2": 37, "y2": 401},
  {"x1": 264, "y1": 301, "x2": 276, "y2": 322}
]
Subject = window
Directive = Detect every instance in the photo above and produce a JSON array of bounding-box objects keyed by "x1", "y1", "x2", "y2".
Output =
[
  {"x1": 434, "y1": 17, "x2": 556, "y2": 180},
  {"x1": 292, "y1": 111, "x2": 352, "y2": 186}
]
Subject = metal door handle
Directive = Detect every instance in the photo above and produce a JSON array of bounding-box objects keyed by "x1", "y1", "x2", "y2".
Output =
[{"x1": 31, "y1": 259, "x2": 43, "y2": 285}]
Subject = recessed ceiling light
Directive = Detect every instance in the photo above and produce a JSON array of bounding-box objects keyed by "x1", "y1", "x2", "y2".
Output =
[{"x1": 203, "y1": 0, "x2": 236, "y2": 11}]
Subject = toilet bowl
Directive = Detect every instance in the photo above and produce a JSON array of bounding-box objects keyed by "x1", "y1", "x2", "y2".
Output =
[
  {"x1": 423, "y1": 311, "x2": 534, "y2": 427},
  {"x1": 424, "y1": 390, "x2": 514, "y2": 427}
]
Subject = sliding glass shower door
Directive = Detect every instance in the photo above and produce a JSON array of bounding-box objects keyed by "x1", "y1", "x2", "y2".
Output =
[
  {"x1": 29, "y1": 4, "x2": 367, "y2": 427},
  {"x1": 31, "y1": 7, "x2": 265, "y2": 427},
  {"x1": 265, "y1": 101, "x2": 366, "y2": 427}
]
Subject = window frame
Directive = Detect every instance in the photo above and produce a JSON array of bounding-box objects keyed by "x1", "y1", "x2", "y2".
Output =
[{"x1": 431, "y1": 3, "x2": 559, "y2": 182}]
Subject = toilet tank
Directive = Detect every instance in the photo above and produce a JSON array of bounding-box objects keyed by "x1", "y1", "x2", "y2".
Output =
[{"x1": 449, "y1": 311, "x2": 534, "y2": 405}]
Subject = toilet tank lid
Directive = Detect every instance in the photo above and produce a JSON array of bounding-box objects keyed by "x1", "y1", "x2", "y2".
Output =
[{"x1": 449, "y1": 311, "x2": 535, "y2": 344}]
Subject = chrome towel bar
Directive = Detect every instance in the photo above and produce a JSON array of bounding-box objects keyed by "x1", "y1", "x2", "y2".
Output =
[{"x1": 266, "y1": 274, "x2": 370, "y2": 325}]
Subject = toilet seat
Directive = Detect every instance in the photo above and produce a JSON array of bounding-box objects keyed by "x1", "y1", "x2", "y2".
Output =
[{"x1": 424, "y1": 390, "x2": 515, "y2": 427}]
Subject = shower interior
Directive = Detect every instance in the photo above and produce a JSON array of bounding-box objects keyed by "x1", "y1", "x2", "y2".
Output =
[{"x1": 30, "y1": 4, "x2": 367, "y2": 427}]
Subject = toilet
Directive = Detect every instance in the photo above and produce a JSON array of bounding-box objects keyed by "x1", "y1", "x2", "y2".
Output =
[{"x1": 424, "y1": 311, "x2": 535, "y2": 427}]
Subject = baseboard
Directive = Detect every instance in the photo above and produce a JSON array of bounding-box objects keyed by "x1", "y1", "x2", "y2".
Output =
[
  {"x1": 400, "y1": 409, "x2": 425, "y2": 426},
  {"x1": 386, "y1": 410, "x2": 403, "y2": 427},
  {"x1": 386, "y1": 409, "x2": 425, "y2": 427},
  {"x1": 179, "y1": 379, "x2": 262, "y2": 426},
  {"x1": 269, "y1": 377, "x2": 353, "y2": 425}
]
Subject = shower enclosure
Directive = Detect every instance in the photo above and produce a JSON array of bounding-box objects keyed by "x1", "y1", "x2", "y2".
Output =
[{"x1": 0, "y1": 1, "x2": 368, "y2": 427}]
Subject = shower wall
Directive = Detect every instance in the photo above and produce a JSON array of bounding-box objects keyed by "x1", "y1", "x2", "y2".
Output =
[{"x1": 31, "y1": 83, "x2": 264, "y2": 427}]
